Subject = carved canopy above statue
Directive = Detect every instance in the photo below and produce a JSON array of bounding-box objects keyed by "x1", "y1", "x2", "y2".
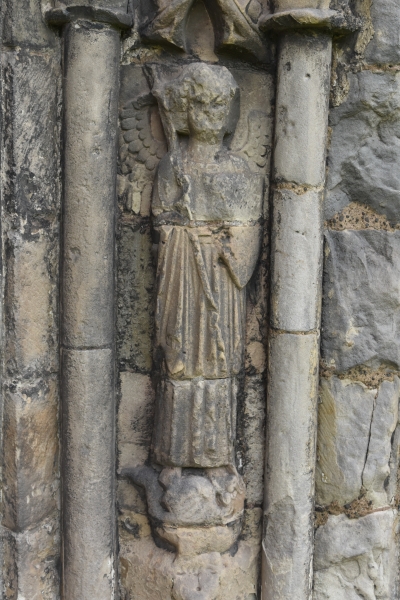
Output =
[{"x1": 141, "y1": 0, "x2": 268, "y2": 60}]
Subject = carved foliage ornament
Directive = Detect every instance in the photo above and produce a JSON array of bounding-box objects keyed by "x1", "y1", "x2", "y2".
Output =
[{"x1": 141, "y1": 0, "x2": 268, "y2": 61}]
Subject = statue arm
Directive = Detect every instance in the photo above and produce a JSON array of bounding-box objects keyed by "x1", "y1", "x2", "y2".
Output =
[{"x1": 216, "y1": 224, "x2": 262, "y2": 290}]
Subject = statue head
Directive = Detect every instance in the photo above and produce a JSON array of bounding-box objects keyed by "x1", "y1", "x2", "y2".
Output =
[
  {"x1": 183, "y1": 64, "x2": 238, "y2": 142},
  {"x1": 153, "y1": 63, "x2": 239, "y2": 145}
]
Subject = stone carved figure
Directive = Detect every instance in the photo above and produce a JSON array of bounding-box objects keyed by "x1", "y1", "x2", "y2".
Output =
[
  {"x1": 141, "y1": 0, "x2": 267, "y2": 61},
  {"x1": 124, "y1": 63, "x2": 265, "y2": 560}
]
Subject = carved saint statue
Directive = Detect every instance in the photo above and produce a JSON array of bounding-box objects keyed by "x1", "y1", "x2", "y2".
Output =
[
  {"x1": 124, "y1": 62, "x2": 265, "y2": 553},
  {"x1": 151, "y1": 63, "x2": 263, "y2": 471}
]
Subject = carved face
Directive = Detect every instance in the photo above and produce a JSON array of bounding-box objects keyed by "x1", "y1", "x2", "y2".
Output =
[{"x1": 187, "y1": 90, "x2": 231, "y2": 141}]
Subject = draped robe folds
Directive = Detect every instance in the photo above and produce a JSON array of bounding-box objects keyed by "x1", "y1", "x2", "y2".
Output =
[{"x1": 152, "y1": 152, "x2": 263, "y2": 468}]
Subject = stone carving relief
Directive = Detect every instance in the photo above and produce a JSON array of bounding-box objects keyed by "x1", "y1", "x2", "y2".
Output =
[
  {"x1": 121, "y1": 62, "x2": 268, "y2": 596},
  {"x1": 139, "y1": 0, "x2": 268, "y2": 60}
]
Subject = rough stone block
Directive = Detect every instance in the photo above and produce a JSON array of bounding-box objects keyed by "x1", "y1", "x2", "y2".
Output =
[
  {"x1": 274, "y1": 32, "x2": 331, "y2": 187},
  {"x1": 119, "y1": 532, "x2": 260, "y2": 600},
  {"x1": 2, "y1": 377, "x2": 59, "y2": 533},
  {"x1": 2, "y1": 0, "x2": 59, "y2": 48},
  {"x1": 271, "y1": 189, "x2": 323, "y2": 332},
  {"x1": 2, "y1": 514, "x2": 60, "y2": 600},
  {"x1": 325, "y1": 71, "x2": 400, "y2": 221},
  {"x1": 363, "y1": 377, "x2": 400, "y2": 506},
  {"x1": 4, "y1": 233, "x2": 59, "y2": 379},
  {"x1": 1, "y1": 49, "x2": 61, "y2": 228},
  {"x1": 316, "y1": 376, "x2": 376, "y2": 506},
  {"x1": 322, "y1": 230, "x2": 400, "y2": 371},
  {"x1": 118, "y1": 372, "x2": 154, "y2": 471},
  {"x1": 365, "y1": 0, "x2": 400, "y2": 65},
  {"x1": 238, "y1": 376, "x2": 265, "y2": 506},
  {"x1": 117, "y1": 223, "x2": 156, "y2": 373},
  {"x1": 314, "y1": 510, "x2": 398, "y2": 600}
]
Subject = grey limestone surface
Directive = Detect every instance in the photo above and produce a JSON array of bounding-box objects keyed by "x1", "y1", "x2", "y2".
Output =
[
  {"x1": 322, "y1": 229, "x2": 400, "y2": 372},
  {"x1": 317, "y1": 4, "x2": 400, "y2": 590},
  {"x1": 365, "y1": 0, "x2": 400, "y2": 65},
  {"x1": 316, "y1": 376, "x2": 376, "y2": 507},
  {"x1": 363, "y1": 378, "x2": 400, "y2": 507},
  {"x1": 314, "y1": 511, "x2": 399, "y2": 600},
  {"x1": 2, "y1": 0, "x2": 60, "y2": 47},
  {"x1": 325, "y1": 71, "x2": 400, "y2": 222},
  {"x1": 316, "y1": 376, "x2": 400, "y2": 507}
]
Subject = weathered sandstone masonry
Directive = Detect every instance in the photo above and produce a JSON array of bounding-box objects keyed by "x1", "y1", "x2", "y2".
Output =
[
  {"x1": 0, "y1": 2, "x2": 62, "y2": 597},
  {"x1": 313, "y1": 1, "x2": 400, "y2": 597},
  {"x1": 1, "y1": 0, "x2": 400, "y2": 598},
  {"x1": 45, "y1": 3, "x2": 131, "y2": 598}
]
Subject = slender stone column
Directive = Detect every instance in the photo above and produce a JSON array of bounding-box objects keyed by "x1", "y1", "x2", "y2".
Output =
[
  {"x1": 46, "y1": 7, "x2": 131, "y2": 599},
  {"x1": 259, "y1": 4, "x2": 356, "y2": 599}
]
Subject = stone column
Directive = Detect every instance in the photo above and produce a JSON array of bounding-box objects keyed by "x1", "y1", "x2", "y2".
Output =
[
  {"x1": 259, "y1": 4, "x2": 357, "y2": 599},
  {"x1": 45, "y1": 6, "x2": 131, "y2": 599}
]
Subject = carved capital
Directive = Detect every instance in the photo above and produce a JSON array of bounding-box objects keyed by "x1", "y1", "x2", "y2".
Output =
[
  {"x1": 45, "y1": 3, "x2": 133, "y2": 29},
  {"x1": 140, "y1": 0, "x2": 267, "y2": 61},
  {"x1": 260, "y1": 7, "x2": 360, "y2": 35}
]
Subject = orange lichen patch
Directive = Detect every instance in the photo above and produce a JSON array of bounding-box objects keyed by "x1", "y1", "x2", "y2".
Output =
[
  {"x1": 326, "y1": 202, "x2": 400, "y2": 232},
  {"x1": 320, "y1": 361, "x2": 399, "y2": 389},
  {"x1": 315, "y1": 496, "x2": 389, "y2": 529}
]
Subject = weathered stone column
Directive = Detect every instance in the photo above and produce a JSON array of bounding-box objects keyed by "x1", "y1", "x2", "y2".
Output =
[
  {"x1": 46, "y1": 5, "x2": 131, "y2": 599},
  {"x1": 259, "y1": 3, "x2": 357, "y2": 599}
]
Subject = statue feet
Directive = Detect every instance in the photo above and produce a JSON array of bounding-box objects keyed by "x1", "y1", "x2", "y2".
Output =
[{"x1": 122, "y1": 464, "x2": 244, "y2": 556}]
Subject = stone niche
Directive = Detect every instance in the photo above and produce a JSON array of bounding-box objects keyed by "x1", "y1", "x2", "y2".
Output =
[{"x1": 116, "y1": 1, "x2": 273, "y2": 598}]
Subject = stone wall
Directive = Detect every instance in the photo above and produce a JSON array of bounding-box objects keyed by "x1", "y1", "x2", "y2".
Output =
[
  {"x1": 315, "y1": 2, "x2": 400, "y2": 597},
  {"x1": 0, "y1": 0, "x2": 400, "y2": 599},
  {"x1": 0, "y1": 0, "x2": 62, "y2": 597}
]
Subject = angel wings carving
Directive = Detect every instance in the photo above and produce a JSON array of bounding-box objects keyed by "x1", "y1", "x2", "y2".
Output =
[{"x1": 119, "y1": 74, "x2": 269, "y2": 215}]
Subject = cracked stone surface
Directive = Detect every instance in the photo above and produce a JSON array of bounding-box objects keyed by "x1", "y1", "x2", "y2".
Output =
[
  {"x1": 314, "y1": 511, "x2": 399, "y2": 600},
  {"x1": 325, "y1": 71, "x2": 400, "y2": 222},
  {"x1": 321, "y1": 229, "x2": 400, "y2": 372},
  {"x1": 316, "y1": 376, "x2": 400, "y2": 507},
  {"x1": 316, "y1": 376, "x2": 375, "y2": 507},
  {"x1": 363, "y1": 378, "x2": 400, "y2": 507}
]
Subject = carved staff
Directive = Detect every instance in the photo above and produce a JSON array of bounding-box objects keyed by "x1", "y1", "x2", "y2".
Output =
[
  {"x1": 259, "y1": 2, "x2": 358, "y2": 599},
  {"x1": 149, "y1": 68, "x2": 193, "y2": 220},
  {"x1": 45, "y1": 5, "x2": 132, "y2": 599}
]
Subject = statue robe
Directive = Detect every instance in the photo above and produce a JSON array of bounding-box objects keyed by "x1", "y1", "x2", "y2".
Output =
[{"x1": 152, "y1": 152, "x2": 263, "y2": 467}]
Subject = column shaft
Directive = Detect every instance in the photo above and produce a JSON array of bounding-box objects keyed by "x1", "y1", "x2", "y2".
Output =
[
  {"x1": 263, "y1": 32, "x2": 332, "y2": 600},
  {"x1": 61, "y1": 22, "x2": 119, "y2": 600}
]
